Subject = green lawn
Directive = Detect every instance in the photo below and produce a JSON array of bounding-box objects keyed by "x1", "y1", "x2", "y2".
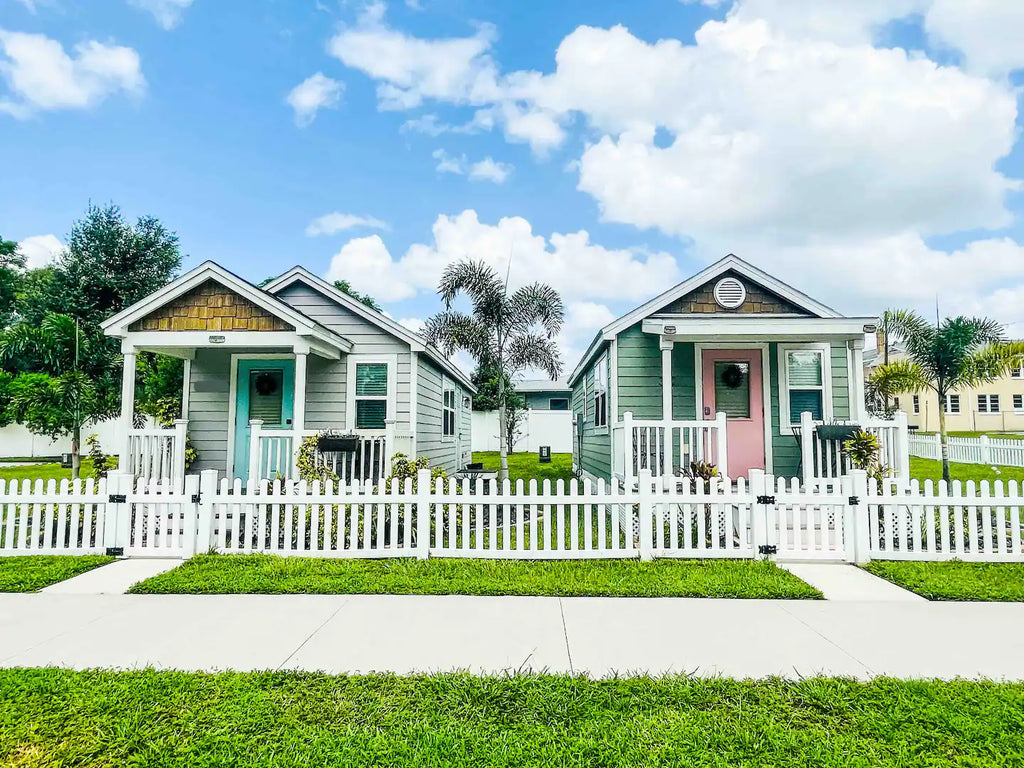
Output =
[
  {"x1": 0, "y1": 554, "x2": 115, "y2": 592},
  {"x1": 864, "y1": 561, "x2": 1024, "y2": 602},
  {"x1": 909, "y1": 456, "x2": 1024, "y2": 484},
  {"x1": 2, "y1": 670, "x2": 1022, "y2": 767},
  {"x1": 472, "y1": 451, "x2": 574, "y2": 484},
  {"x1": 129, "y1": 553, "x2": 821, "y2": 599},
  {"x1": 0, "y1": 458, "x2": 108, "y2": 485}
]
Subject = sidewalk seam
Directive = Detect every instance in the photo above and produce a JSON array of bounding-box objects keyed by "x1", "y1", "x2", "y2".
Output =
[
  {"x1": 777, "y1": 602, "x2": 876, "y2": 677},
  {"x1": 275, "y1": 598, "x2": 350, "y2": 671},
  {"x1": 557, "y1": 598, "x2": 574, "y2": 674}
]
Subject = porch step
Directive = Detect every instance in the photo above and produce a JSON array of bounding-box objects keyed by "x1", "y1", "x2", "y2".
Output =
[
  {"x1": 42, "y1": 558, "x2": 184, "y2": 595},
  {"x1": 778, "y1": 563, "x2": 925, "y2": 602}
]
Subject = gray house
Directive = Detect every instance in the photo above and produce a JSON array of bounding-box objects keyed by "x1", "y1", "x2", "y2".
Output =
[
  {"x1": 568, "y1": 255, "x2": 909, "y2": 488},
  {"x1": 516, "y1": 379, "x2": 571, "y2": 410},
  {"x1": 102, "y1": 261, "x2": 474, "y2": 483}
]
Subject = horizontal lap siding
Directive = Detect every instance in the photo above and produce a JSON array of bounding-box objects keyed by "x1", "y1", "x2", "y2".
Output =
[
  {"x1": 416, "y1": 356, "x2": 469, "y2": 473},
  {"x1": 305, "y1": 356, "x2": 345, "y2": 431},
  {"x1": 616, "y1": 324, "x2": 696, "y2": 420},
  {"x1": 768, "y1": 343, "x2": 800, "y2": 479},
  {"x1": 570, "y1": 355, "x2": 611, "y2": 481},
  {"x1": 275, "y1": 284, "x2": 412, "y2": 430},
  {"x1": 831, "y1": 342, "x2": 852, "y2": 420}
]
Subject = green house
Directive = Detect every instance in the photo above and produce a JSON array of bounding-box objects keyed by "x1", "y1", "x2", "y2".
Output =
[{"x1": 567, "y1": 255, "x2": 906, "y2": 486}]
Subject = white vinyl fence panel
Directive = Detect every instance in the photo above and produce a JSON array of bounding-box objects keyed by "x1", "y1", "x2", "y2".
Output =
[
  {"x1": 472, "y1": 410, "x2": 573, "y2": 453},
  {"x1": 909, "y1": 432, "x2": 1024, "y2": 468},
  {"x1": 0, "y1": 478, "x2": 108, "y2": 555}
]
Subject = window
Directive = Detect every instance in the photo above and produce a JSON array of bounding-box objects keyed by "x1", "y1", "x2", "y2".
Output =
[
  {"x1": 354, "y1": 362, "x2": 388, "y2": 429},
  {"x1": 894, "y1": 396, "x2": 900, "y2": 410},
  {"x1": 978, "y1": 394, "x2": 1000, "y2": 413},
  {"x1": 912, "y1": 395, "x2": 920, "y2": 414},
  {"x1": 593, "y1": 354, "x2": 608, "y2": 428},
  {"x1": 549, "y1": 398, "x2": 569, "y2": 411},
  {"x1": 780, "y1": 346, "x2": 828, "y2": 428},
  {"x1": 1012, "y1": 366, "x2": 1024, "y2": 379},
  {"x1": 1015, "y1": 394, "x2": 1023, "y2": 412},
  {"x1": 443, "y1": 383, "x2": 456, "y2": 438},
  {"x1": 945, "y1": 394, "x2": 960, "y2": 414}
]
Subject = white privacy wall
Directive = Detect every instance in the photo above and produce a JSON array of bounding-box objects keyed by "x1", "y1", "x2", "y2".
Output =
[
  {"x1": 0, "y1": 419, "x2": 130, "y2": 459},
  {"x1": 472, "y1": 410, "x2": 573, "y2": 453}
]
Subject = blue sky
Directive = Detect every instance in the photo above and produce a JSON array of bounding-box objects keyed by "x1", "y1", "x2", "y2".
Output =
[{"x1": 3, "y1": 0, "x2": 1024, "y2": 365}]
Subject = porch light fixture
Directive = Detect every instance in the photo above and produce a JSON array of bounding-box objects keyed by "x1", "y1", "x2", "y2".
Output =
[
  {"x1": 663, "y1": 325, "x2": 676, "y2": 334},
  {"x1": 863, "y1": 324, "x2": 877, "y2": 334},
  {"x1": 209, "y1": 335, "x2": 226, "y2": 344},
  {"x1": 713, "y1": 277, "x2": 746, "y2": 309}
]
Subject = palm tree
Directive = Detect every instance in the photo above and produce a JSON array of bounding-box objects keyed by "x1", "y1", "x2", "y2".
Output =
[
  {"x1": 423, "y1": 260, "x2": 564, "y2": 483},
  {"x1": 874, "y1": 308, "x2": 930, "y2": 412},
  {"x1": 870, "y1": 312, "x2": 1024, "y2": 483}
]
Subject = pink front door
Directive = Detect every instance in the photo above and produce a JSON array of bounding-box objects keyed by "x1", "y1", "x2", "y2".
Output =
[{"x1": 701, "y1": 349, "x2": 766, "y2": 476}]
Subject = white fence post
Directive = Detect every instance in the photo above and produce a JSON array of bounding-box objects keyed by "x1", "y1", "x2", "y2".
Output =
[
  {"x1": 748, "y1": 469, "x2": 767, "y2": 556},
  {"x1": 248, "y1": 420, "x2": 263, "y2": 481},
  {"x1": 623, "y1": 411, "x2": 635, "y2": 489},
  {"x1": 173, "y1": 419, "x2": 188, "y2": 486},
  {"x1": 979, "y1": 434, "x2": 991, "y2": 465},
  {"x1": 416, "y1": 467, "x2": 431, "y2": 559},
  {"x1": 108, "y1": 472, "x2": 134, "y2": 553},
  {"x1": 715, "y1": 411, "x2": 728, "y2": 478},
  {"x1": 637, "y1": 468, "x2": 654, "y2": 561},
  {"x1": 195, "y1": 469, "x2": 218, "y2": 554},
  {"x1": 800, "y1": 411, "x2": 815, "y2": 488},
  {"x1": 182, "y1": 473, "x2": 200, "y2": 556},
  {"x1": 848, "y1": 469, "x2": 870, "y2": 564}
]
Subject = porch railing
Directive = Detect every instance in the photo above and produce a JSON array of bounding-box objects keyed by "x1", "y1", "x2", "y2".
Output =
[
  {"x1": 248, "y1": 419, "x2": 414, "y2": 485},
  {"x1": 798, "y1": 410, "x2": 910, "y2": 490},
  {"x1": 612, "y1": 411, "x2": 728, "y2": 487},
  {"x1": 124, "y1": 419, "x2": 188, "y2": 484}
]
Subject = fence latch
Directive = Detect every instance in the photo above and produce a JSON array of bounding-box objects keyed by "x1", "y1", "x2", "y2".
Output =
[
  {"x1": 108, "y1": 494, "x2": 127, "y2": 503},
  {"x1": 191, "y1": 493, "x2": 201, "y2": 504},
  {"x1": 758, "y1": 544, "x2": 778, "y2": 555},
  {"x1": 105, "y1": 547, "x2": 124, "y2": 557},
  {"x1": 756, "y1": 495, "x2": 776, "y2": 505},
  {"x1": 848, "y1": 495, "x2": 860, "y2": 506}
]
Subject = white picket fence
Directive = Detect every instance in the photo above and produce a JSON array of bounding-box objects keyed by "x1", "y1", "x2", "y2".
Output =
[
  {"x1": 909, "y1": 432, "x2": 1024, "y2": 468},
  {"x1": 2, "y1": 470, "x2": 1023, "y2": 564}
]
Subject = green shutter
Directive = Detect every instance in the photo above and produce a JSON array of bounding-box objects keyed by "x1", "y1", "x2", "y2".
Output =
[{"x1": 356, "y1": 363, "x2": 388, "y2": 396}]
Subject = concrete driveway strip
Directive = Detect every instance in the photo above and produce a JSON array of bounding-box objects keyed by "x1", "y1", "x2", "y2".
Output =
[
  {"x1": 4, "y1": 595, "x2": 347, "y2": 672},
  {"x1": 559, "y1": 597, "x2": 873, "y2": 679},
  {"x1": 281, "y1": 594, "x2": 572, "y2": 675}
]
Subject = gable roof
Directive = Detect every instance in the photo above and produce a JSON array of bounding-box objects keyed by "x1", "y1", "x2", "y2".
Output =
[
  {"x1": 263, "y1": 266, "x2": 475, "y2": 392},
  {"x1": 101, "y1": 261, "x2": 353, "y2": 353},
  {"x1": 567, "y1": 254, "x2": 848, "y2": 385},
  {"x1": 515, "y1": 378, "x2": 570, "y2": 393}
]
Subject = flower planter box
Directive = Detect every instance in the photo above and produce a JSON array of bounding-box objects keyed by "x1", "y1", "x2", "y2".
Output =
[
  {"x1": 317, "y1": 434, "x2": 360, "y2": 453},
  {"x1": 815, "y1": 425, "x2": 860, "y2": 443}
]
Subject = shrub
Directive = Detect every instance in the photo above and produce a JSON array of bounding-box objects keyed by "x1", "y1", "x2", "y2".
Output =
[{"x1": 86, "y1": 434, "x2": 113, "y2": 480}]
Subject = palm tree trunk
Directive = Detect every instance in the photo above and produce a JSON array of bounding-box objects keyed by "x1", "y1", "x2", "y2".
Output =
[
  {"x1": 497, "y1": 374, "x2": 509, "y2": 484},
  {"x1": 937, "y1": 398, "x2": 951, "y2": 484},
  {"x1": 71, "y1": 423, "x2": 82, "y2": 480}
]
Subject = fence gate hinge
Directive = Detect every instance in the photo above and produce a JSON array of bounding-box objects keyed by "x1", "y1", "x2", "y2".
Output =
[
  {"x1": 756, "y1": 495, "x2": 776, "y2": 505},
  {"x1": 105, "y1": 547, "x2": 124, "y2": 557},
  {"x1": 108, "y1": 494, "x2": 127, "y2": 504},
  {"x1": 848, "y1": 495, "x2": 860, "y2": 506},
  {"x1": 191, "y1": 493, "x2": 201, "y2": 504},
  {"x1": 758, "y1": 544, "x2": 778, "y2": 556}
]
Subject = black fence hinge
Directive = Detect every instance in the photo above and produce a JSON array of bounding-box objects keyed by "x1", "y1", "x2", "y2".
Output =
[
  {"x1": 105, "y1": 547, "x2": 124, "y2": 557},
  {"x1": 191, "y1": 493, "x2": 201, "y2": 504},
  {"x1": 108, "y1": 494, "x2": 127, "y2": 503},
  {"x1": 848, "y1": 495, "x2": 860, "y2": 506},
  {"x1": 758, "y1": 544, "x2": 778, "y2": 556},
  {"x1": 756, "y1": 495, "x2": 776, "y2": 505}
]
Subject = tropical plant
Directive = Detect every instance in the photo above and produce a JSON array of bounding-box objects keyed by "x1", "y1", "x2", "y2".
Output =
[
  {"x1": 871, "y1": 308, "x2": 931, "y2": 414},
  {"x1": 86, "y1": 434, "x2": 114, "y2": 480},
  {"x1": 0, "y1": 236, "x2": 24, "y2": 328},
  {"x1": 869, "y1": 311, "x2": 1024, "y2": 483},
  {"x1": 842, "y1": 430, "x2": 890, "y2": 487},
  {"x1": 423, "y1": 260, "x2": 564, "y2": 483}
]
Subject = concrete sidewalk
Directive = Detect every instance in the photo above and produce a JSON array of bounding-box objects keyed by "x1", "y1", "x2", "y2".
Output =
[{"x1": 2, "y1": 593, "x2": 1024, "y2": 680}]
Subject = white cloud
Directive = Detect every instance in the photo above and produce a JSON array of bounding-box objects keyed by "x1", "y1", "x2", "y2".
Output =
[
  {"x1": 0, "y1": 30, "x2": 144, "y2": 118},
  {"x1": 323, "y1": 209, "x2": 680, "y2": 307},
  {"x1": 17, "y1": 234, "x2": 63, "y2": 269},
  {"x1": 432, "y1": 149, "x2": 512, "y2": 183},
  {"x1": 306, "y1": 212, "x2": 388, "y2": 236},
  {"x1": 924, "y1": 0, "x2": 1024, "y2": 77},
  {"x1": 286, "y1": 72, "x2": 343, "y2": 127},
  {"x1": 128, "y1": 0, "x2": 195, "y2": 30},
  {"x1": 398, "y1": 317, "x2": 425, "y2": 334}
]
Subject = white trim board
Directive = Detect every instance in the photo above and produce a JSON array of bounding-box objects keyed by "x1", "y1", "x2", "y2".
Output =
[
  {"x1": 693, "y1": 342, "x2": 774, "y2": 475},
  {"x1": 776, "y1": 342, "x2": 834, "y2": 436}
]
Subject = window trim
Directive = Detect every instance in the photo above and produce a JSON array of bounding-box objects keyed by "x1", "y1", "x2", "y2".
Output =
[
  {"x1": 346, "y1": 354, "x2": 398, "y2": 433},
  {"x1": 1011, "y1": 366, "x2": 1024, "y2": 379},
  {"x1": 593, "y1": 353, "x2": 609, "y2": 432},
  {"x1": 777, "y1": 343, "x2": 833, "y2": 434},
  {"x1": 549, "y1": 397, "x2": 570, "y2": 411},
  {"x1": 1014, "y1": 394, "x2": 1024, "y2": 413},
  {"x1": 912, "y1": 394, "x2": 920, "y2": 414},
  {"x1": 978, "y1": 393, "x2": 1000, "y2": 414},
  {"x1": 442, "y1": 377, "x2": 457, "y2": 441},
  {"x1": 945, "y1": 393, "x2": 961, "y2": 414}
]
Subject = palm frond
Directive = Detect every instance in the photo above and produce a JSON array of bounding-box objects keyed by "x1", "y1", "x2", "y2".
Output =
[
  {"x1": 421, "y1": 311, "x2": 493, "y2": 360},
  {"x1": 436, "y1": 260, "x2": 505, "y2": 317},
  {"x1": 505, "y1": 283, "x2": 565, "y2": 339},
  {"x1": 878, "y1": 308, "x2": 929, "y2": 347},
  {"x1": 953, "y1": 341, "x2": 1024, "y2": 389},
  {"x1": 869, "y1": 359, "x2": 933, "y2": 397},
  {"x1": 505, "y1": 334, "x2": 562, "y2": 380}
]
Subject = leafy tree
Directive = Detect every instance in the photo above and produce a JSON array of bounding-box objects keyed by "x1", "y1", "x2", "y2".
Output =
[
  {"x1": 869, "y1": 312, "x2": 1024, "y2": 483},
  {"x1": 423, "y1": 260, "x2": 563, "y2": 483},
  {"x1": 0, "y1": 236, "x2": 24, "y2": 328},
  {"x1": 50, "y1": 203, "x2": 182, "y2": 326},
  {"x1": 10, "y1": 266, "x2": 56, "y2": 326},
  {"x1": 470, "y1": 357, "x2": 526, "y2": 452},
  {"x1": 333, "y1": 279, "x2": 382, "y2": 312},
  {"x1": 0, "y1": 316, "x2": 119, "y2": 477}
]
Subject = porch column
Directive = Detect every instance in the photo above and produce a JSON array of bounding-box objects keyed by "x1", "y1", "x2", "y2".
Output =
[
  {"x1": 850, "y1": 338, "x2": 865, "y2": 422},
  {"x1": 660, "y1": 337, "x2": 674, "y2": 421},
  {"x1": 119, "y1": 344, "x2": 137, "y2": 471},
  {"x1": 293, "y1": 349, "x2": 308, "y2": 433}
]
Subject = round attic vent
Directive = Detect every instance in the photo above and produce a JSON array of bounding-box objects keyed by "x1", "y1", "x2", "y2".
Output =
[{"x1": 713, "y1": 277, "x2": 746, "y2": 309}]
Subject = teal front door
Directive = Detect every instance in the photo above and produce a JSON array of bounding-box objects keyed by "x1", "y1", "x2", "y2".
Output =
[{"x1": 233, "y1": 358, "x2": 295, "y2": 479}]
